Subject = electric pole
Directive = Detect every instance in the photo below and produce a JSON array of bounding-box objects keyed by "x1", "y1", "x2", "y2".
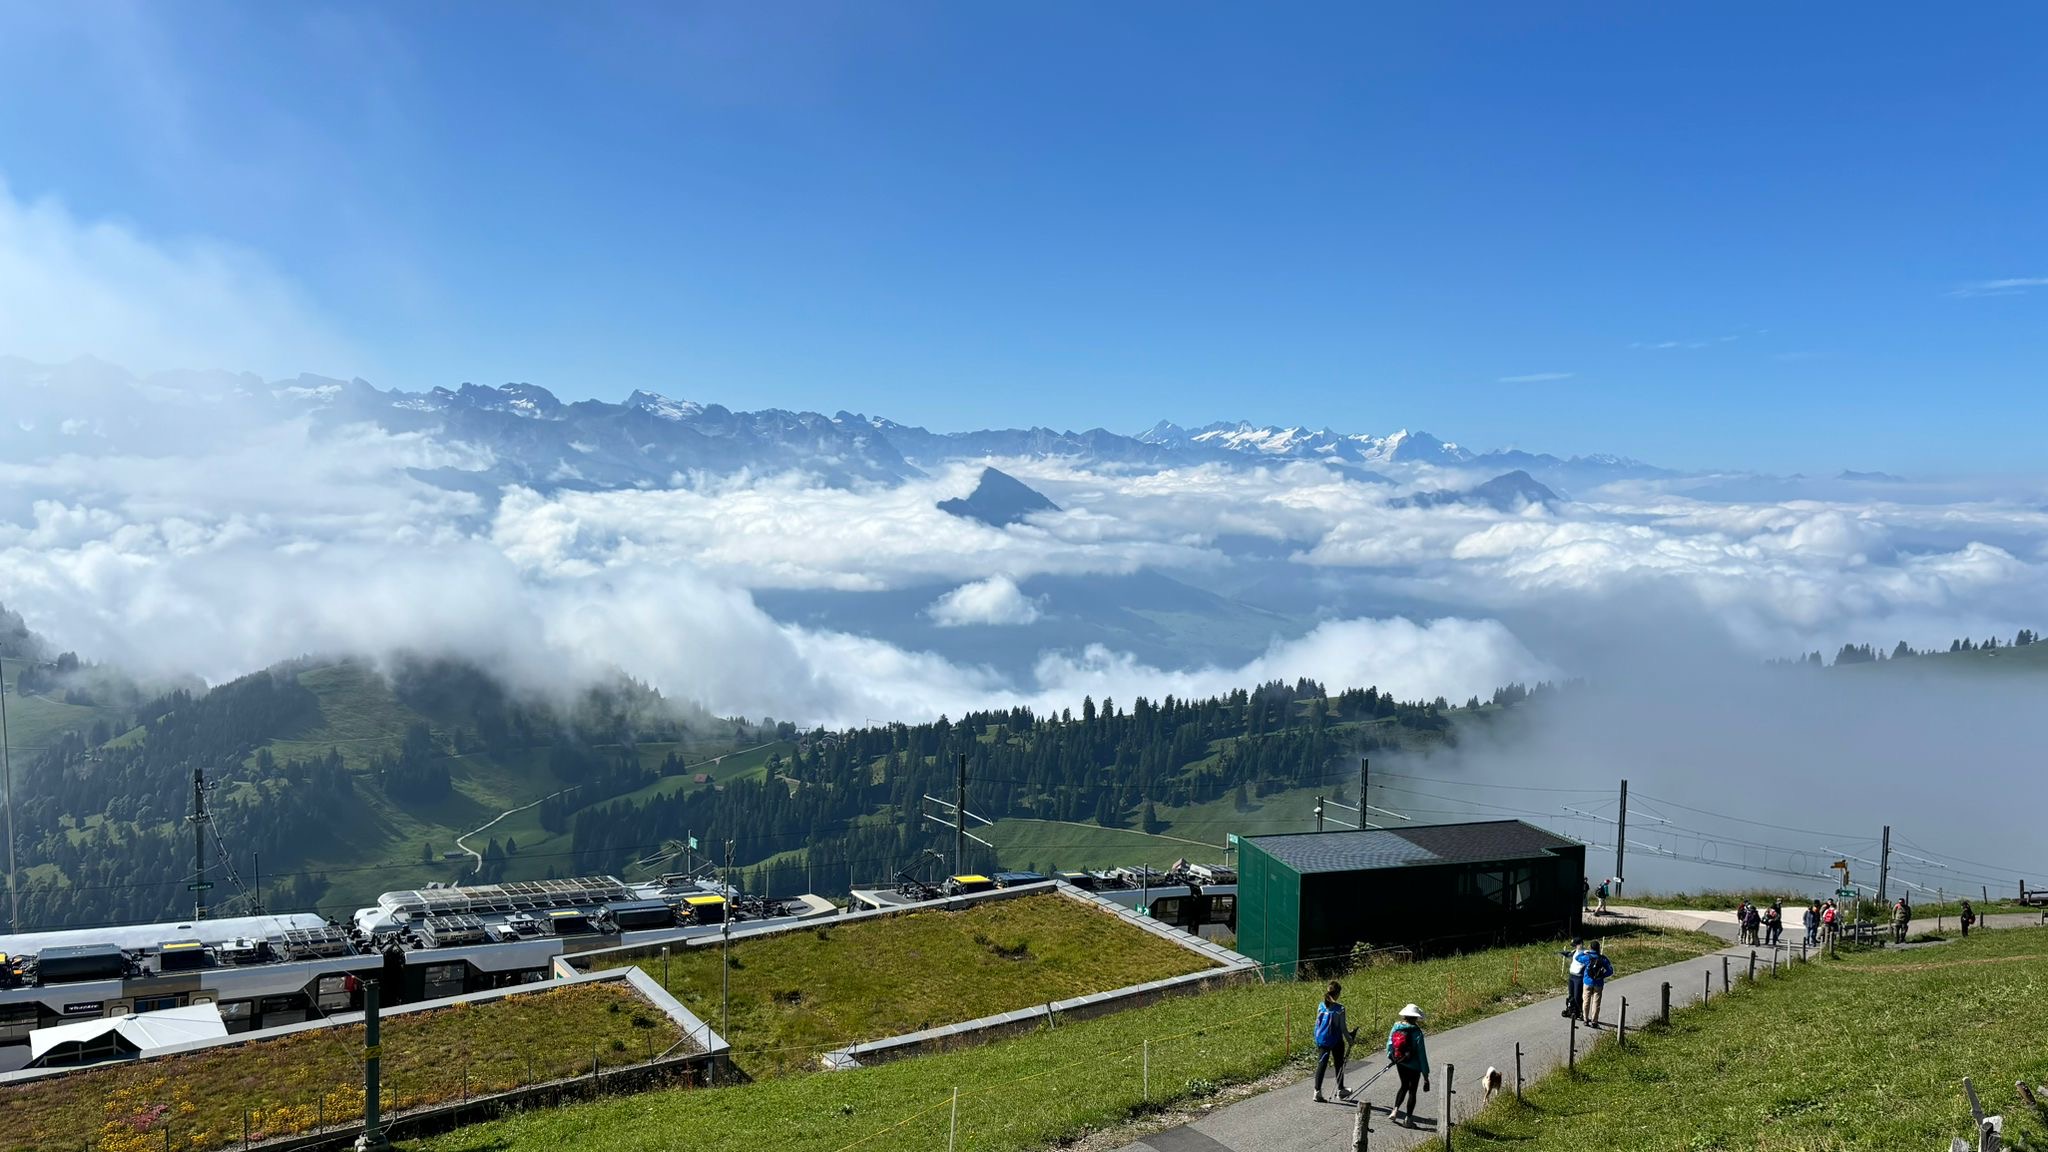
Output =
[
  {"x1": 0, "y1": 662, "x2": 17, "y2": 933},
  {"x1": 954, "y1": 754, "x2": 967, "y2": 878},
  {"x1": 1359, "y1": 757, "x2": 1369, "y2": 827},
  {"x1": 190, "y1": 765, "x2": 212, "y2": 920},
  {"x1": 1878, "y1": 825, "x2": 1890, "y2": 906},
  {"x1": 733, "y1": 832, "x2": 741, "y2": 1041},
  {"x1": 1614, "y1": 779, "x2": 1628, "y2": 901}
]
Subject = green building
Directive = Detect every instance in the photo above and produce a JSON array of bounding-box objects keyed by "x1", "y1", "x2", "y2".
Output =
[{"x1": 1235, "y1": 820, "x2": 1586, "y2": 976}]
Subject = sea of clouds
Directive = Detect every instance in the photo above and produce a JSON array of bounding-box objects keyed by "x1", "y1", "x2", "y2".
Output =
[{"x1": 1, "y1": 365, "x2": 2045, "y2": 734}]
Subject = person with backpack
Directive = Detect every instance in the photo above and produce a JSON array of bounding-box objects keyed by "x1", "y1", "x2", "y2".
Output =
[
  {"x1": 1580, "y1": 940, "x2": 1615, "y2": 1028},
  {"x1": 1960, "y1": 899, "x2": 1976, "y2": 937},
  {"x1": 1821, "y1": 900, "x2": 1838, "y2": 943},
  {"x1": 1892, "y1": 897, "x2": 1911, "y2": 944},
  {"x1": 1803, "y1": 901, "x2": 1820, "y2": 946},
  {"x1": 1765, "y1": 900, "x2": 1783, "y2": 947},
  {"x1": 1559, "y1": 938, "x2": 1587, "y2": 1018},
  {"x1": 1594, "y1": 879, "x2": 1610, "y2": 916},
  {"x1": 1311, "y1": 980, "x2": 1356, "y2": 1102},
  {"x1": 1387, "y1": 1004, "x2": 1430, "y2": 1127}
]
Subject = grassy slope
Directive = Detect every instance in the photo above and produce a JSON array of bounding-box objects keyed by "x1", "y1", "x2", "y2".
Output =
[
  {"x1": 421, "y1": 927, "x2": 1723, "y2": 1152},
  {"x1": 1, "y1": 663, "x2": 124, "y2": 759},
  {"x1": 5, "y1": 981, "x2": 686, "y2": 1152},
  {"x1": 596, "y1": 893, "x2": 1218, "y2": 1076},
  {"x1": 1445, "y1": 927, "x2": 2048, "y2": 1151}
]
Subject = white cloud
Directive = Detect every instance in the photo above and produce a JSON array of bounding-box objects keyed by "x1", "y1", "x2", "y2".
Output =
[
  {"x1": 1947, "y1": 277, "x2": 2048, "y2": 299},
  {"x1": 0, "y1": 176, "x2": 355, "y2": 377},
  {"x1": 927, "y1": 576, "x2": 1044, "y2": 627}
]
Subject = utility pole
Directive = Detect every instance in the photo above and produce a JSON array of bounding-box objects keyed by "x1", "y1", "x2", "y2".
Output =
[
  {"x1": 190, "y1": 765, "x2": 212, "y2": 920},
  {"x1": 954, "y1": 754, "x2": 967, "y2": 878},
  {"x1": 1613, "y1": 779, "x2": 1628, "y2": 901},
  {"x1": 252, "y1": 851, "x2": 263, "y2": 917},
  {"x1": 1315, "y1": 796, "x2": 1325, "y2": 833},
  {"x1": 1359, "y1": 757, "x2": 1369, "y2": 826},
  {"x1": 1877, "y1": 825, "x2": 1890, "y2": 906},
  {"x1": 721, "y1": 838, "x2": 734, "y2": 1042},
  {"x1": 0, "y1": 662, "x2": 17, "y2": 933}
]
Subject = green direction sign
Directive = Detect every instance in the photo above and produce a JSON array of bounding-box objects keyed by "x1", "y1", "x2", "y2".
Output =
[
  {"x1": 1835, "y1": 888, "x2": 1857, "y2": 899},
  {"x1": 1226, "y1": 833, "x2": 1239, "y2": 846},
  {"x1": 1137, "y1": 905, "x2": 1150, "y2": 917},
  {"x1": 187, "y1": 881, "x2": 215, "y2": 892}
]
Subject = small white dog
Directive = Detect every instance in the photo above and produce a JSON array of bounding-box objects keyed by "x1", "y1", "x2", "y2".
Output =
[{"x1": 1483, "y1": 1067, "x2": 1504, "y2": 1101}]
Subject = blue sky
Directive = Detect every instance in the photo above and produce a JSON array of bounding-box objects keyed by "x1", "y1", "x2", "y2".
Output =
[{"x1": 1, "y1": 3, "x2": 2043, "y2": 472}]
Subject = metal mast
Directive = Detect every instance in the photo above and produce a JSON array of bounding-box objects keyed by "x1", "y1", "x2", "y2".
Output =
[{"x1": 190, "y1": 765, "x2": 212, "y2": 920}]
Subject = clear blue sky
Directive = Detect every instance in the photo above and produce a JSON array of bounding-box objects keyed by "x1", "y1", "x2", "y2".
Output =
[{"x1": 3, "y1": 3, "x2": 2043, "y2": 472}]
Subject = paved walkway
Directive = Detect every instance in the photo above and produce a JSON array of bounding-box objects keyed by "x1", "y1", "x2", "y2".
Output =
[{"x1": 1117, "y1": 911, "x2": 1775, "y2": 1152}]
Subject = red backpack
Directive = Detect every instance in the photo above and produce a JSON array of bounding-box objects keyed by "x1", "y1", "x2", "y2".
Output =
[{"x1": 1388, "y1": 1025, "x2": 1415, "y2": 1064}]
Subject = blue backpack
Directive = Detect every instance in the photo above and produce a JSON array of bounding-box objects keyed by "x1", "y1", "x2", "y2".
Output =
[{"x1": 1315, "y1": 1002, "x2": 1345, "y2": 1047}]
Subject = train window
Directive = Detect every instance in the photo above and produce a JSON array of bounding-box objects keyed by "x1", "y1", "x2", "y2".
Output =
[
  {"x1": 218, "y1": 1000, "x2": 252, "y2": 1021},
  {"x1": 1209, "y1": 895, "x2": 1236, "y2": 922},
  {"x1": 1152, "y1": 897, "x2": 1183, "y2": 921},
  {"x1": 134, "y1": 995, "x2": 182, "y2": 1013},
  {"x1": 422, "y1": 962, "x2": 467, "y2": 1000},
  {"x1": 0, "y1": 1003, "x2": 37, "y2": 1041}
]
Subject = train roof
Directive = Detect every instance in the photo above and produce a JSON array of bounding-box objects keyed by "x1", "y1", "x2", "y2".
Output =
[{"x1": 0, "y1": 914, "x2": 330, "y2": 959}]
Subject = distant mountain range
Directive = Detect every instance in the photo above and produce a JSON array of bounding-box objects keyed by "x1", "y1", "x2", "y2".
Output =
[
  {"x1": 1, "y1": 359, "x2": 1670, "y2": 495},
  {"x1": 311, "y1": 378, "x2": 1668, "y2": 494}
]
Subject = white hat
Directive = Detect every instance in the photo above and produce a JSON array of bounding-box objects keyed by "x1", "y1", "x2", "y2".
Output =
[{"x1": 1399, "y1": 1004, "x2": 1424, "y2": 1021}]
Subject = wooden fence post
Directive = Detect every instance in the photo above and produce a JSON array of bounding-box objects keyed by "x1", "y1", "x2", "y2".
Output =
[
  {"x1": 1661, "y1": 981, "x2": 1671, "y2": 1024},
  {"x1": 1619, "y1": 998, "x2": 1627, "y2": 1047},
  {"x1": 1442, "y1": 1062, "x2": 1455, "y2": 1151},
  {"x1": 1514, "y1": 1041, "x2": 1523, "y2": 1102}
]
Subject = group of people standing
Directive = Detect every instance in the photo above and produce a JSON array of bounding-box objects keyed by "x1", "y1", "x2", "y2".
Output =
[
  {"x1": 1734, "y1": 899, "x2": 1787, "y2": 946},
  {"x1": 1311, "y1": 983, "x2": 1432, "y2": 1127},
  {"x1": 1560, "y1": 938, "x2": 1616, "y2": 1025}
]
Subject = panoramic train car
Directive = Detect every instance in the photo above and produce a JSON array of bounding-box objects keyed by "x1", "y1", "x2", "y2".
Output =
[{"x1": 0, "y1": 875, "x2": 831, "y2": 1059}]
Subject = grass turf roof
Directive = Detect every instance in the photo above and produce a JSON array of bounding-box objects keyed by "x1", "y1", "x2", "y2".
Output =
[
  {"x1": 1, "y1": 980, "x2": 689, "y2": 1152},
  {"x1": 593, "y1": 890, "x2": 1221, "y2": 1077}
]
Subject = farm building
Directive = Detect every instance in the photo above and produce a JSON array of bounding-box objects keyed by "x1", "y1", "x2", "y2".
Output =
[{"x1": 1235, "y1": 820, "x2": 1585, "y2": 975}]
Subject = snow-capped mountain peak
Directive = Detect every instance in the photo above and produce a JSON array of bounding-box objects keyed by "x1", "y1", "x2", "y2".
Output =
[{"x1": 626, "y1": 390, "x2": 706, "y2": 421}]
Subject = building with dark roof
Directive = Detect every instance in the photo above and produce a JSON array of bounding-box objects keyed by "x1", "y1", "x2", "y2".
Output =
[{"x1": 1235, "y1": 820, "x2": 1585, "y2": 975}]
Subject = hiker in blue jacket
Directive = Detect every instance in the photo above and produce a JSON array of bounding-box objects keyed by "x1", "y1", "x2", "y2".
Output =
[
  {"x1": 1580, "y1": 940, "x2": 1615, "y2": 1028},
  {"x1": 1387, "y1": 1004, "x2": 1430, "y2": 1127},
  {"x1": 1311, "y1": 980, "x2": 1356, "y2": 1102},
  {"x1": 1559, "y1": 937, "x2": 1587, "y2": 1018}
]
